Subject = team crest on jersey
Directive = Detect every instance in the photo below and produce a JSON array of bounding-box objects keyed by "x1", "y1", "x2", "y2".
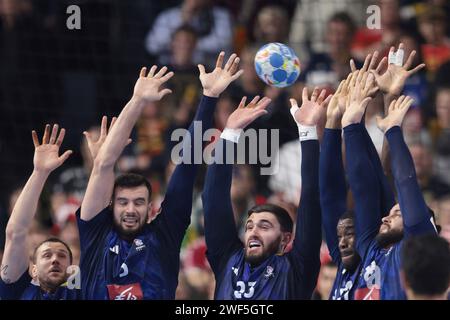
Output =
[
  {"x1": 355, "y1": 261, "x2": 381, "y2": 300},
  {"x1": 107, "y1": 283, "x2": 143, "y2": 300},
  {"x1": 264, "y1": 266, "x2": 274, "y2": 278},
  {"x1": 109, "y1": 245, "x2": 119, "y2": 254},
  {"x1": 134, "y1": 239, "x2": 146, "y2": 251}
]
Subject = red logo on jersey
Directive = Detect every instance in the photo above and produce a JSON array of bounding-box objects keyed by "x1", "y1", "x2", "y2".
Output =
[
  {"x1": 107, "y1": 283, "x2": 144, "y2": 300},
  {"x1": 354, "y1": 287, "x2": 380, "y2": 300}
]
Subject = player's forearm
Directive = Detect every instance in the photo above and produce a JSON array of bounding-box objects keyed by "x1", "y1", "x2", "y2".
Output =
[
  {"x1": 6, "y1": 170, "x2": 49, "y2": 237},
  {"x1": 361, "y1": 125, "x2": 396, "y2": 215},
  {"x1": 385, "y1": 126, "x2": 431, "y2": 230},
  {"x1": 95, "y1": 96, "x2": 146, "y2": 168},
  {"x1": 294, "y1": 139, "x2": 322, "y2": 255},
  {"x1": 344, "y1": 124, "x2": 382, "y2": 252},
  {"x1": 320, "y1": 129, "x2": 347, "y2": 261},
  {"x1": 3, "y1": 170, "x2": 49, "y2": 283}
]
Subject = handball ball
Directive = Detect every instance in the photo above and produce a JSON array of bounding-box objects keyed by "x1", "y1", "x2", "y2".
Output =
[{"x1": 254, "y1": 42, "x2": 301, "y2": 88}]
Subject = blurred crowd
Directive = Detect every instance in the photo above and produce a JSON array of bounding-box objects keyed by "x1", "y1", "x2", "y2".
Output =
[{"x1": 0, "y1": 0, "x2": 450, "y2": 299}]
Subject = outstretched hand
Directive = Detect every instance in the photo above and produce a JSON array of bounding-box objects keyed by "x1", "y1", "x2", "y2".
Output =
[
  {"x1": 326, "y1": 79, "x2": 347, "y2": 128},
  {"x1": 32, "y1": 124, "x2": 72, "y2": 174},
  {"x1": 376, "y1": 95, "x2": 414, "y2": 133},
  {"x1": 83, "y1": 116, "x2": 132, "y2": 160},
  {"x1": 341, "y1": 71, "x2": 375, "y2": 128},
  {"x1": 369, "y1": 43, "x2": 425, "y2": 96},
  {"x1": 290, "y1": 87, "x2": 330, "y2": 126},
  {"x1": 133, "y1": 66, "x2": 174, "y2": 103},
  {"x1": 225, "y1": 96, "x2": 271, "y2": 130},
  {"x1": 199, "y1": 52, "x2": 244, "y2": 98}
]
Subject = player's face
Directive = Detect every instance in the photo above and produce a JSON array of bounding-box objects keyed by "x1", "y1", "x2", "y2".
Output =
[
  {"x1": 376, "y1": 203, "x2": 404, "y2": 247},
  {"x1": 244, "y1": 212, "x2": 289, "y2": 267},
  {"x1": 33, "y1": 242, "x2": 71, "y2": 290},
  {"x1": 337, "y1": 218, "x2": 359, "y2": 270},
  {"x1": 113, "y1": 186, "x2": 151, "y2": 239}
]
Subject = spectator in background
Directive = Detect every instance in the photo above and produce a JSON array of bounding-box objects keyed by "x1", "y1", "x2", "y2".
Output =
[
  {"x1": 409, "y1": 142, "x2": 449, "y2": 202},
  {"x1": 268, "y1": 139, "x2": 301, "y2": 206},
  {"x1": 400, "y1": 234, "x2": 450, "y2": 300},
  {"x1": 289, "y1": 0, "x2": 369, "y2": 64},
  {"x1": 231, "y1": 165, "x2": 257, "y2": 238},
  {"x1": 352, "y1": 0, "x2": 403, "y2": 61},
  {"x1": 145, "y1": 0, "x2": 232, "y2": 67},
  {"x1": 312, "y1": 260, "x2": 338, "y2": 300},
  {"x1": 431, "y1": 86, "x2": 450, "y2": 190},
  {"x1": 164, "y1": 26, "x2": 202, "y2": 117},
  {"x1": 402, "y1": 107, "x2": 432, "y2": 147},
  {"x1": 299, "y1": 12, "x2": 361, "y2": 91},
  {"x1": 417, "y1": 6, "x2": 450, "y2": 78},
  {"x1": 253, "y1": 5, "x2": 290, "y2": 46},
  {"x1": 399, "y1": 31, "x2": 428, "y2": 111}
]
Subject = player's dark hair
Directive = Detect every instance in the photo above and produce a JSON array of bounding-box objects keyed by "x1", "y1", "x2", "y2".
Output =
[
  {"x1": 32, "y1": 238, "x2": 73, "y2": 264},
  {"x1": 248, "y1": 204, "x2": 293, "y2": 233},
  {"x1": 401, "y1": 234, "x2": 450, "y2": 296},
  {"x1": 112, "y1": 173, "x2": 152, "y2": 202},
  {"x1": 339, "y1": 210, "x2": 355, "y2": 222}
]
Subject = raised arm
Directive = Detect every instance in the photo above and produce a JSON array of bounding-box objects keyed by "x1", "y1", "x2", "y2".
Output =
[
  {"x1": 203, "y1": 96, "x2": 271, "y2": 274},
  {"x1": 368, "y1": 44, "x2": 426, "y2": 215},
  {"x1": 376, "y1": 97, "x2": 436, "y2": 236},
  {"x1": 80, "y1": 67, "x2": 173, "y2": 221},
  {"x1": 157, "y1": 52, "x2": 244, "y2": 251},
  {"x1": 289, "y1": 88, "x2": 330, "y2": 289},
  {"x1": 1, "y1": 125, "x2": 72, "y2": 283},
  {"x1": 320, "y1": 80, "x2": 348, "y2": 263},
  {"x1": 342, "y1": 71, "x2": 383, "y2": 256}
]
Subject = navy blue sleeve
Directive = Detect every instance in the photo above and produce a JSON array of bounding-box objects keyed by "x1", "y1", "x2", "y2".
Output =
[
  {"x1": 319, "y1": 129, "x2": 347, "y2": 264},
  {"x1": 202, "y1": 138, "x2": 242, "y2": 276},
  {"x1": 156, "y1": 95, "x2": 218, "y2": 251},
  {"x1": 361, "y1": 125, "x2": 396, "y2": 216},
  {"x1": 344, "y1": 123, "x2": 381, "y2": 256},
  {"x1": 76, "y1": 207, "x2": 112, "y2": 252},
  {"x1": 291, "y1": 139, "x2": 322, "y2": 295},
  {"x1": 0, "y1": 271, "x2": 31, "y2": 300},
  {"x1": 385, "y1": 126, "x2": 437, "y2": 236}
]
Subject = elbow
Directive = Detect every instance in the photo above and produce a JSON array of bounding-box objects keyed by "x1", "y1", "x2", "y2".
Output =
[
  {"x1": 5, "y1": 224, "x2": 27, "y2": 243},
  {"x1": 93, "y1": 155, "x2": 115, "y2": 172}
]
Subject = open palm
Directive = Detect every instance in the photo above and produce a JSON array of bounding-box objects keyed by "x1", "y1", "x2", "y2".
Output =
[
  {"x1": 290, "y1": 87, "x2": 330, "y2": 126},
  {"x1": 32, "y1": 124, "x2": 72, "y2": 173},
  {"x1": 199, "y1": 52, "x2": 244, "y2": 98},
  {"x1": 133, "y1": 66, "x2": 174, "y2": 103},
  {"x1": 370, "y1": 44, "x2": 425, "y2": 96},
  {"x1": 226, "y1": 96, "x2": 271, "y2": 130},
  {"x1": 376, "y1": 95, "x2": 414, "y2": 133}
]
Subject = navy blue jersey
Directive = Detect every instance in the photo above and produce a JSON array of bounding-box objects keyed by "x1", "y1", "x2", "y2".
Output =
[
  {"x1": 330, "y1": 264, "x2": 362, "y2": 300},
  {"x1": 203, "y1": 138, "x2": 322, "y2": 300},
  {"x1": 346, "y1": 125, "x2": 437, "y2": 300},
  {"x1": 0, "y1": 271, "x2": 80, "y2": 300},
  {"x1": 213, "y1": 247, "x2": 313, "y2": 299},
  {"x1": 77, "y1": 95, "x2": 218, "y2": 300},
  {"x1": 76, "y1": 207, "x2": 183, "y2": 300}
]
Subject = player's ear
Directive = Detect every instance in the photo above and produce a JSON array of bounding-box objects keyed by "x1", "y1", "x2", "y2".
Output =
[
  {"x1": 146, "y1": 202, "x2": 156, "y2": 223},
  {"x1": 280, "y1": 232, "x2": 292, "y2": 253},
  {"x1": 399, "y1": 270, "x2": 409, "y2": 290},
  {"x1": 31, "y1": 264, "x2": 38, "y2": 279}
]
